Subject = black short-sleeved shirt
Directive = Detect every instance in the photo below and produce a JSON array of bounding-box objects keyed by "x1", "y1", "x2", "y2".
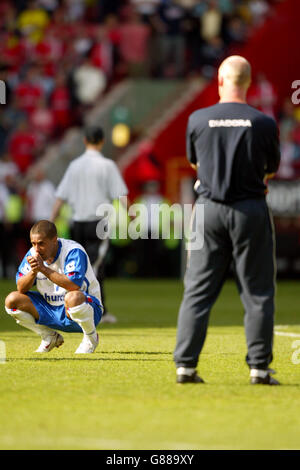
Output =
[{"x1": 187, "y1": 102, "x2": 281, "y2": 203}]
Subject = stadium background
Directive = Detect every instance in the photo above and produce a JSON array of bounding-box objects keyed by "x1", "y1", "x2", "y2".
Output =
[
  {"x1": 1, "y1": 0, "x2": 300, "y2": 453},
  {"x1": 0, "y1": 0, "x2": 299, "y2": 281}
]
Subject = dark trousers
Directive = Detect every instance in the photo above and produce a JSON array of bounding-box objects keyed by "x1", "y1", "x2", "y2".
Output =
[
  {"x1": 174, "y1": 196, "x2": 276, "y2": 370},
  {"x1": 71, "y1": 220, "x2": 108, "y2": 314}
]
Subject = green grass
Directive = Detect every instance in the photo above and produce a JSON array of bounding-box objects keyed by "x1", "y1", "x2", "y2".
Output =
[{"x1": 0, "y1": 278, "x2": 300, "y2": 450}]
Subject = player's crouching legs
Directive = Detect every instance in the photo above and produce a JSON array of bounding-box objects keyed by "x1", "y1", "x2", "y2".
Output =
[
  {"x1": 5, "y1": 291, "x2": 20, "y2": 308},
  {"x1": 5, "y1": 291, "x2": 40, "y2": 326},
  {"x1": 65, "y1": 290, "x2": 86, "y2": 313},
  {"x1": 5, "y1": 291, "x2": 64, "y2": 353},
  {"x1": 5, "y1": 291, "x2": 39, "y2": 319},
  {"x1": 65, "y1": 291, "x2": 99, "y2": 354}
]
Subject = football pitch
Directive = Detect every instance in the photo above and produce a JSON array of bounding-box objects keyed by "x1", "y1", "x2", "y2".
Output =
[{"x1": 0, "y1": 278, "x2": 299, "y2": 450}]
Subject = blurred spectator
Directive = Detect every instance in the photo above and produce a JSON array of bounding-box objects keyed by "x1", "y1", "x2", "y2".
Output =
[
  {"x1": 36, "y1": 0, "x2": 59, "y2": 15},
  {"x1": 152, "y1": 0, "x2": 186, "y2": 77},
  {"x1": 200, "y1": 36, "x2": 225, "y2": 78},
  {"x1": 103, "y1": 14, "x2": 122, "y2": 74},
  {"x1": 8, "y1": 119, "x2": 39, "y2": 173},
  {"x1": 47, "y1": 2, "x2": 71, "y2": 39},
  {"x1": 0, "y1": 109, "x2": 10, "y2": 156},
  {"x1": 17, "y1": 0, "x2": 50, "y2": 44},
  {"x1": 90, "y1": 26, "x2": 114, "y2": 79},
  {"x1": 64, "y1": 0, "x2": 86, "y2": 23},
  {"x1": 0, "y1": 152, "x2": 20, "y2": 184},
  {"x1": 94, "y1": 0, "x2": 124, "y2": 22},
  {"x1": 224, "y1": 15, "x2": 248, "y2": 45},
  {"x1": 201, "y1": 0, "x2": 222, "y2": 42},
  {"x1": 49, "y1": 72, "x2": 72, "y2": 134},
  {"x1": 72, "y1": 55, "x2": 107, "y2": 105},
  {"x1": 134, "y1": 179, "x2": 181, "y2": 277},
  {"x1": 279, "y1": 98, "x2": 298, "y2": 142},
  {"x1": 248, "y1": 0, "x2": 270, "y2": 27},
  {"x1": 292, "y1": 123, "x2": 300, "y2": 147},
  {"x1": 14, "y1": 65, "x2": 44, "y2": 114},
  {"x1": 3, "y1": 94, "x2": 27, "y2": 131},
  {"x1": 248, "y1": 72, "x2": 277, "y2": 118},
  {"x1": 218, "y1": 0, "x2": 235, "y2": 15},
  {"x1": 33, "y1": 26, "x2": 65, "y2": 67},
  {"x1": 119, "y1": 10, "x2": 151, "y2": 77},
  {"x1": 29, "y1": 96, "x2": 56, "y2": 141},
  {"x1": 25, "y1": 166, "x2": 56, "y2": 222},
  {"x1": 0, "y1": 30, "x2": 27, "y2": 70},
  {"x1": 275, "y1": 96, "x2": 300, "y2": 180},
  {"x1": 2, "y1": 172, "x2": 25, "y2": 276},
  {"x1": 73, "y1": 23, "x2": 95, "y2": 57},
  {"x1": 125, "y1": 139, "x2": 162, "y2": 195},
  {"x1": 182, "y1": 7, "x2": 202, "y2": 75},
  {"x1": 0, "y1": 2, "x2": 18, "y2": 32},
  {"x1": 134, "y1": 179, "x2": 165, "y2": 277},
  {"x1": 0, "y1": 182, "x2": 9, "y2": 216},
  {"x1": 276, "y1": 131, "x2": 300, "y2": 180},
  {"x1": 130, "y1": 0, "x2": 160, "y2": 23}
]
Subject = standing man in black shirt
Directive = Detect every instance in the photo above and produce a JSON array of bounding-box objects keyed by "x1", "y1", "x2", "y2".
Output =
[{"x1": 174, "y1": 55, "x2": 281, "y2": 385}]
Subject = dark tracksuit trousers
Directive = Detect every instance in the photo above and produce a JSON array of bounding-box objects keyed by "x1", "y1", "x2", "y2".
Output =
[{"x1": 174, "y1": 195, "x2": 276, "y2": 370}]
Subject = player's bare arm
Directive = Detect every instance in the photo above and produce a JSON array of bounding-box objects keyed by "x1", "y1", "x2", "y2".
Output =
[
  {"x1": 32, "y1": 253, "x2": 80, "y2": 291},
  {"x1": 17, "y1": 260, "x2": 38, "y2": 294}
]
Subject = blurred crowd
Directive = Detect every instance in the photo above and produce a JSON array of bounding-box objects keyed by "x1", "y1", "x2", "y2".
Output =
[
  {"x1": 276, "y1": 97, "x2": 300, "y2": 180},
  {"x1": 0, "y1": 0, "x2": 299, "y2": 279},
  {"x1": 0, "y1": 0, "x2": 281, "y2": 171}
]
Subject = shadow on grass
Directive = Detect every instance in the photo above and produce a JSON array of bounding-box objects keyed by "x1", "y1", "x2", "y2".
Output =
[
  {"x1": 98, "y1": 351, "x2": 171, "y2": 354},
  {"x1": 7, "y1": 356, "x2": 172, "y2": 362},
  {"x1": 0, "y1": 330, "x2": 176, "y2": 337}
]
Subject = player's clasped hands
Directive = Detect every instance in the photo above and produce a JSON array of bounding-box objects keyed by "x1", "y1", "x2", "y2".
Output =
[{"x1": 27, "y1": 254, "x2": 45, "y2": 274}]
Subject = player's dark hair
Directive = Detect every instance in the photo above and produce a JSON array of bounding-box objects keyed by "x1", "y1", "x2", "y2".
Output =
[
  {"x1": 30, "y1": 220, "x2": 57, "y2": 239},
  {"x1": 84, "y1": 126, "x2": 104, "y2": 144}
]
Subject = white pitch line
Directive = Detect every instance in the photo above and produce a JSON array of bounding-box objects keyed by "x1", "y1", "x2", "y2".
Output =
[{"x1": 275, "y1": 331, "x2": 300, "y2": 338}]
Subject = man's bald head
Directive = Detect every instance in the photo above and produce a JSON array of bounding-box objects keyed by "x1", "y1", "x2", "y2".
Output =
[
  {"x1": 218, "y1": 56, "x2": 251, "y2": 102},
  {"x1": 219, "y1": 56, "x2": 251, "y2": 87}
]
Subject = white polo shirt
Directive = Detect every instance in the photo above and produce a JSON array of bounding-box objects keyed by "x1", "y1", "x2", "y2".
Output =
[{"x1": 55, "y1": 149, "x2": 128, "y2": 222}]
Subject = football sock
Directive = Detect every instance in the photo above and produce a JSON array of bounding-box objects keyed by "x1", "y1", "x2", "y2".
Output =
[
  {"x1": 176, "y1": 367, "x2": 195, "y2": 376},
  {"x1": 5, "y1": 307, "x2": 55, "y2": 339},
  {"x1": 250, "y1": 369, "x2": 270, "y2": 379},
  {"x1": 67, "y1": 302, "x2": 96, "y2": 336}
]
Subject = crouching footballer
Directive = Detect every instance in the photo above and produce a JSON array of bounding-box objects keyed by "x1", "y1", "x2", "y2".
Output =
[{"x1": 5, "y1": 220, "x2": 103, "y2": 353}]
